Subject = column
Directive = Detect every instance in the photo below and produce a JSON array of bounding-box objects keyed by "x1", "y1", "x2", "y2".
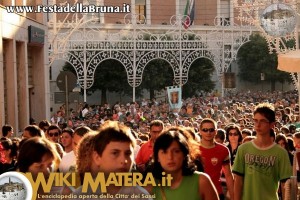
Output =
[
  {"x1": 5, "y1": 39, "x2": 18, "y2": 131},
  {"x1": 16, "y1": 41, "x2": 29, "y2": 132}
]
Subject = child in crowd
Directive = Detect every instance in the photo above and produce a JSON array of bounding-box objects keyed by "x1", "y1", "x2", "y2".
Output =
[
  {"x1": 74, "y1": 121, "x2": 151, "y2": 199},
  {"x1": 148, "y1": 127, "x2": 219, "y2": 200}
]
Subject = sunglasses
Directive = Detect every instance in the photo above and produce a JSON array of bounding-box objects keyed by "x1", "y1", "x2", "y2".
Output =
[
  {"x1": 229, "y1": 132, "x2": 239, "y2": 136},
  {"x1": 48, "y1": 132, "x2": 59, "y2": 137},
  {"x1": 201, "y1": 128, "x2": 215, "y2": 133}
]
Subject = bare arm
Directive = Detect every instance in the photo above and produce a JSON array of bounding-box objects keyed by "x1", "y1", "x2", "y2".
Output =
[
  {"x1": 222, "y1": 163, "x2": 234, "y2": 200},
  {"x1": 199, "y1": 173, "x2": 219, "y2": 200},
  {"x1": 234, "y1": 174, "x2": 244, "y2": 200},
  {"x1": 280, "y1": 181, "x2": 286, "y2": 200}
]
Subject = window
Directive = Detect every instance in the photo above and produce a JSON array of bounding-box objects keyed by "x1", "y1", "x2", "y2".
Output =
[
  {"x1": 135, "y1": 0, "x2": 146, "y2": 24},
  {"x1": 220, "y1": 0, "x2": 230, "y2": 26}
]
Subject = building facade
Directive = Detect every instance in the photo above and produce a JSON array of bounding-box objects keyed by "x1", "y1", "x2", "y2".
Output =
[
  {"x1": 0, "y1": 0, "x2": 295, "y2": 128},
  {"x1": 0, "y1": 0, "x2": 50, "y2": 134}
]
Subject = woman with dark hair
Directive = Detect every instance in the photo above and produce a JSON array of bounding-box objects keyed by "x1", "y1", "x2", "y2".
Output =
[
  {"x1": 38, "y1": 120, "x2": 51, "y2": 133},
  {"x1": 275, "y1": 134, "x2": 293, "y2": 166},
  {"x1": 225, "y1": 124, "x2": 243, "y2": 165},
  {"x1": 22, "y1": 125, "x2": 45, "y2": 139},
  {"x1": 18, "y1": 137, "x2": 60, "y2": 179},
  {"x1": 0, "y1": 138, "x2": 18, "y2": 174},
  {"x1": 149, "y1": 128, "x2": 219, "y2": 200},
  {"x1": 18, "y1": 137, "x2": 61, "y2": 199}
]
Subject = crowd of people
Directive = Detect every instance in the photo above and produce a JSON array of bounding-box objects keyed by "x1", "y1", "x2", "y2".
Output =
[{"x1": 0, "y1": 89, "x2": 299, "y2": 199}]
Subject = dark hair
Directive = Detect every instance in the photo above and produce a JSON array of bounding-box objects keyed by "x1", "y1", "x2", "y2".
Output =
[
  {"x1": 253, "y1": 103, "x2": 275, "y2": 123},
  {"x1": 2, "y1": 125, "x2": 13, "y2": 137},
  {"x1": 24, "y1": 125, "x2": 44, "y2": 137},
  {"x1": 289, "y1": 124, "x2": 296, "y2": 133},
  {"x1": 47, "y1": 125, "x2": 61, "y2": 135},
  {"x1": 226, "y1": 124, "x2": 243, "y2": 143},
  {"x1": 152, "y1": 129, "x2": 196, "y2": 180},
  {"x1": 241, "y1": 128, "x2": 252, "y2": 136},
  {"x1": 216, "y1": 128, "x2": 226, "y2": 142},
  {"x1": 38, "y1": 120, "x2": 51, "y2": 132},
  {"x1": 18, "y1": 137, "x2": 59, "y2": 172},
  {"x1": 62, "y1": 128, "x2": 74, "y2": 137},
  {"x1": 93, "y1": 121, "x2": 136, "y2": 156},
  {"x1": 275, "y1": 134, "x2": 288, "y2": 148},
  {"x1": 149, "y1": 120, "x2": 164, "y2": 130},
  {"x1": 0, "y1": 138, "x2": 18, "y2": 159},
  {"x1": 74, "y1": 126, "x2": 92, "y2": 137},
  {"x1": 166, "y1": 127, "x2": 200, "y2": 161},
  {"x1": 287, "y1": 137, "x2": 296, "y2": 152}
]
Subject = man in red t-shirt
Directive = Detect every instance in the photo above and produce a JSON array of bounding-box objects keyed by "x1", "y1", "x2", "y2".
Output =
[
  {"x1": 135, "y1": 120, "x2": 164, "y2": 172},
  {"x1": 200, "y1": 118, "x2": 234, "y2": 200}
]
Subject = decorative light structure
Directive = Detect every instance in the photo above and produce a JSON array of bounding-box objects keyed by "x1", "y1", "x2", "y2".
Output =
[
  {"x1": 234, "y1": 0, "x2": 300, "y2": 100},
  {"x1": 48, "y1": 1, "x2": 252, "y2": 101},
  {"x1": 234, "y1": 1, "x2": 299, "y2": 197},
  {"x1": 233, "y1": 0, "x2": 298, "y2": 53}
]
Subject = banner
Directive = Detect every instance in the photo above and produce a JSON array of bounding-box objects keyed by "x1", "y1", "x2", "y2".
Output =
[
  {"x1": 167, "y1": 86, "x2": 183, "y2": 111},
  {"x1": 224, "y1": 72, "x2": 236, "y2": 88}
]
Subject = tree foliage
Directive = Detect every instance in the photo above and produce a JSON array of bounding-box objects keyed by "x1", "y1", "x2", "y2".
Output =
[
  {"x1": 63, "y1": 55, "x2": 215, "y2": 102},
  {"x1": 138, "y1": 59, "x2": 174, "y2": 99},
  {"x1": 182, "y1": 58, "x2": 215, "y2": 98},
  {"x1": 237, "y1": 34, "x2": 291, "y2": 91},
  {"x1": 63, "y1": 59, "x2": 134, "y2": 104},
  {"x1": 138, "y1": 58, "x2": 215, "y2": 99}
]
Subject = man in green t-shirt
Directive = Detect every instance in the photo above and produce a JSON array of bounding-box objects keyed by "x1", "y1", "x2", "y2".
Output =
[{"x1": 233, "y1": 103, "x2": 292, "y2": 200}]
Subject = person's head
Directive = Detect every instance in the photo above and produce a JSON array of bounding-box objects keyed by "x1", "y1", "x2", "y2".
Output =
[
  {"x1": 242, "y1": 136, "x2": 256, "y2": 143},
  {"x1": 23, "y1": 125, "x2": 44, "y2": 139},
  {"x1": 149, "y1": 120, "x2": 164, "y2": 143},
  {"x1": 241, "y1": 128, "x2": 252, "y2": 139},
  {"x1": 152, "y1": 128, "x2": 196, "y2": 180},
  {"x1": 2, "y1": 125, "x2": 13, "y2": 138},
  {"x1": 60, "y1": 128, "x2": 74, "y2": 150},
  {"x1": 72, "y1": 126, "x2": 92, "y2": 154},
  {"x1": 38, "y1": 120, "x2": 51, "y2": 133},
  {"x1": 287, "y1": 137, "x2": 296, "y2": 152},
  {"x1": 0, "y1": 138, "x2": 18, "y2": 162},
  {"x1": 215, "y1": 128, "x2": 226, "y2": 144},
  {"x1": 289, "y1": 124, "x2": 296, "y2": 134},
  {"x1": 184, "y1": 127, "x2": 200, "y2": 142},
  {"x1": 293, "y1": 132, "x2": 300, "y2": 149},
  {"x1": 78, "y1": 121, "x2": 136, "y2": 176},
  {"x1": 199, "y1": 118, "x2": 217, "y2": 142},
  {"x1": 46, "y1": 125, "x2": 61, "y2": 143},
  {"x1": 18, "y1": 137, "x2": 60, "y2": 179},
  {"x1": 275, "y1": 134, "x2": 288, "y2": 150},
  {"x1": 76, "y1": 132, "x2": 97, "y2": 180},
  {"x1": 253, "y1": 103, "x2": 275, "y2": 135},
  {"x1": 280, "y1": 126, "x2": 290, "y2": 135},
  {"x1": 226, "y1": 124, "x2": 243, "y2": 144}
]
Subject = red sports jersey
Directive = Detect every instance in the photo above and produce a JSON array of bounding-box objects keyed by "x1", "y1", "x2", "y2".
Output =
[{"x1": 200, "y1": 143, "x2": 230, "y2": 194}]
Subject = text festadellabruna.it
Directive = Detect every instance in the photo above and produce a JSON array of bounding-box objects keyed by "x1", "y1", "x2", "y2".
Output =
[{"x1": 5, "y1": 3, "x2": 131, "y2": 13}]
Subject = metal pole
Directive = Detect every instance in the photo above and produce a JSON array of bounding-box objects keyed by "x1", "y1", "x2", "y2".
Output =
[
  {"x1": 298, "y1": 72, "x2": 300, "y2": 121},
  {"x1": 221, "y1": 29, "x2": 225, "y2": 98},
  {"x1": 221, "y1": 74, "x2": 224, "y2": 97},
  {"x1": 133, "y1": 14, "x2": 136, "y2": 102},
  {"x1": 65, "y1": 75, "x2": 69, "y2": 122},
  {"x1": 295, "y1": 18, "x2": 300, "y2": 122},
  {"x1": 179, "y1": 15, "x2": 182, "y2": 88},
  {"x1": 83, "y1": 25, "x2": 87, "y2": 102}
]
